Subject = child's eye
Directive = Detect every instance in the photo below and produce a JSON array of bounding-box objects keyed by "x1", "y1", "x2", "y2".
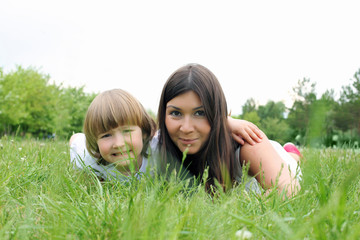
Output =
[
  {"x1": 194, "y1": 110, "x2": 205, "y2": 117},
  {"x1": 122, "y1": 129, "x2": 133, "y2": 134},
  {"x1": 99, "y1": 133, "x2": 111, "y2": 139},
  {"x1": 170, "y1": 111, "x2": 182, "y2": 117}
]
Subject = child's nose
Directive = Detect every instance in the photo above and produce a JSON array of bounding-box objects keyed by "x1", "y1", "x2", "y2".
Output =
[{"x1": 112, "y1": 133, "x2": 125, "y2": 148}]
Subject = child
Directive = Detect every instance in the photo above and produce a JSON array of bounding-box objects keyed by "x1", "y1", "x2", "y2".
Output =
[{"x1": 69, "y1": 89, "x2": 156, "y2": 180}]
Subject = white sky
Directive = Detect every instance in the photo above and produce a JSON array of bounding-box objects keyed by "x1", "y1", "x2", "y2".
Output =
[{"x1": 1, "y1": 0, "x2": 359, "y2": 115}]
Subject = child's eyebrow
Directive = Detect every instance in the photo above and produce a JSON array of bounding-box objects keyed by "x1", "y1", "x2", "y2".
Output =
[{"x1": 118, "y1": 125, "x2": 137, "y2": 129}]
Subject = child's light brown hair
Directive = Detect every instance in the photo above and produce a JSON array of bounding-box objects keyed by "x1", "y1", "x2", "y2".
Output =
[{"x1": 83, "y1": 89, "x2": 156, "y2": 165}]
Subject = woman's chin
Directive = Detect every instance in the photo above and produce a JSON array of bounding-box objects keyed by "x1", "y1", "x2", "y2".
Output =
[{"x1": 179, "y1": 145, "x2": 200, "y2": 155}]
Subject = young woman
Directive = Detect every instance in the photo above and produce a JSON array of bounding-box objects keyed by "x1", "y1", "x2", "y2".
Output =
[{"x1": 157, "y1": 63, "x2": 301, "y2": 196}]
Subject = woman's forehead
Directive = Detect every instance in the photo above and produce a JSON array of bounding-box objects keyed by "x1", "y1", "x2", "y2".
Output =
[{"x1": 167, "y1": 91, "x2": 202, "y2": 107}]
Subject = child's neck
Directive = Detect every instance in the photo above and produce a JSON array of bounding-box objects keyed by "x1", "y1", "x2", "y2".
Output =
[{"x1": 115, "y1": 163, "x2": 142, "y2": 176}]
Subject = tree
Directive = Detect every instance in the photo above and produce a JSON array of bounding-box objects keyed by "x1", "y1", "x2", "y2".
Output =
[
  {"x1": 53, "y1": 86, "x2": 96, "y2": 138},
  {"x1": 260, "y1": 117, "x2": 291, "y2": 145},
  {"x1": 236, "y1": 99, "x2": 291, "y2": 144},
  {"x1": 286, "y1": 78, "x2": 318, "y2": 145},
  {"x1": 0, "y1": 66, "x2": 58, "y2": 135},
  {"x1": 241, "y1": 111, "x2": 261, "y2": 128},
  {"x1": 336, "y1": 69, "x2": 360, "y2": 134},
  {"x1": 258, "y1": 100, "x2": 286, "y2": 120},
  {"x1": 0, "y1": 66, "x2": 96, "y2": 139},
  {"x1": 257, "y1": 100, "x2": 290, "y2": 144},
  {"x1": 241, "y1": 98, "x2": 257, "y2": 115}
]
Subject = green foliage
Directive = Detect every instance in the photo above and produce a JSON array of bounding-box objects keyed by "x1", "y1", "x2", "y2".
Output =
[
  {"x1": 258, "y1": 101, "x2": 286, "y2": 120},
  {"x1": 0, "y1": 66, "x2": 96, "y2": 139},
  {"x1": 146, "y1": 109, "x2": 157, "y2": 122},
  {"x1": 237, "y1": 99, "x2": 292, "y2": 144},
  {"x1": 286, "y1": 78, "x2": 317, "y2": 143},
  {"x1": 257, "y1": 101, "x2": 290, "y2": 144},
  {"x1": 286, "y1": 78, "x2": 345, "y2": 147},
  {"x1": 237, "y1": 70, "x2": 360, "y2": 147},
  {"x1": 260, "y1": 117, "x2": 291, "y2": 145},
  {"x1": 335, "y1": 69, "x2": 360, "y2": 135},
  {"x1": 241, "y1": 98, "x2": 257, "y2": 115},
  {"x1": 241, "y1": 111, "x2": 261, "y2": 127},
  {"x1": 0, "y1": 66, "x2": 54, "y2": 134},
  {"x1": 306, "y1": 99, "x2": 332, "y2": 147},
  {"x1": 53, "y1": 86, "x2": 96, "y2": 138},
  {"x1": 1, "y1": 137, "x2": 360, "y2": 239}
]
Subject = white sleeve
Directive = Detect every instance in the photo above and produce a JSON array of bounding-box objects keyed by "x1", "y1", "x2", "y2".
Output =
[
  {"x1": 270, "y1": 140, "x2": 302, "y2": 181},
  {"x1": 70, "y1": 133, "x2": 98, "y2": 170},
  {"x1": 69, "y1": 133, "x2": 109, "y2": 179}
]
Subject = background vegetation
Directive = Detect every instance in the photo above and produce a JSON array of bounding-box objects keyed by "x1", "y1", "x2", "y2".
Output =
[
  {"x1": 0, "y1": 137, "x2": 359, "y2": 239},
  {"x1": 0, "y1": 66, "x2": 96, "y2": 139},
  {"x1": 233, "y1": 70, "x2": 360, "y2": 147},
  {"x1": 1, "y1": 65, "x2": 359, "y2": 147}
]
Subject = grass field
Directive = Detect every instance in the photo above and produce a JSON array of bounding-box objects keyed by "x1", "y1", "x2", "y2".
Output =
[{"x1": 0, "y1": 137, "x2": 359, "y2": 239}]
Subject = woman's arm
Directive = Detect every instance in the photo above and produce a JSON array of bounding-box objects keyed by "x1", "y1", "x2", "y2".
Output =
[
  {"x1": 240, "y1": 135, "x2": 300, "y2": 197},
  {"x1": 227, "y1": 117, "x2": 264, "y2": 145}
]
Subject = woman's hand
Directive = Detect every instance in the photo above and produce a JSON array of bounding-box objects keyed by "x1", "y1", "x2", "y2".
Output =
[{"x1": 227, "y1": 117, "x2": 264, "y2": 145}]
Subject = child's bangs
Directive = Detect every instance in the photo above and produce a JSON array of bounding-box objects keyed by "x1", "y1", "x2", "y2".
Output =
[
  {"x1": 95, "y1": 98, "x2": 142, "y2": 134},
  {"x1": 113, "y1": 102, "x2": 142, "y2": 127}
]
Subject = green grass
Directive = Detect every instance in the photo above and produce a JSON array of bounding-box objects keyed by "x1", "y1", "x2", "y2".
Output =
[{"x1": 0, "y1": 137, "x2": 359, "y2": 239}]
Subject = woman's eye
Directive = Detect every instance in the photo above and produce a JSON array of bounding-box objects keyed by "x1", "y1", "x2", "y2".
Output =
[
  {"x1": 170, "y1": 111, "x2": 182, "y2": 117},
  {"x1": 194, "y1": 110, "x2": 205, "y2": 117}
]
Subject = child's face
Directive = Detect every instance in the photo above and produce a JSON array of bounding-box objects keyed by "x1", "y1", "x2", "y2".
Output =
[{"x1": 96, "y1": 125, "x2": 144, "y2": 175}]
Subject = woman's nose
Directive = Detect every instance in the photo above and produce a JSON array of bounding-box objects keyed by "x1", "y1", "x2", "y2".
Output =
[{"x1": 180, "y1": 116, "x2": 194, "y2": 133}]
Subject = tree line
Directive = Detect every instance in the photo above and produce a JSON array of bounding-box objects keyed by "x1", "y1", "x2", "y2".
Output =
[
  {"x1": 0, "y1": 66, "x2": 96, "y2": 139},
  {"x1": 233, "y1": 69, "x2": 360, "y2": 147},
  {"x1": 1, "y1": 66, "x2": 359, "y2": 147}
]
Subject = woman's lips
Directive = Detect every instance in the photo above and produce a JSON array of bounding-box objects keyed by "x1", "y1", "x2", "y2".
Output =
[{"x1": 179, "y1": 138, "x2": 197, "y2": 145}]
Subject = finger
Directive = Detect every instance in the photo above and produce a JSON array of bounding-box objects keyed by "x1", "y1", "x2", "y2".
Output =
[
  {"x1": 248, "y1": 126, "x2": 264, "y2": 140},
  {"x1": 241, "y1": 132, "x2": 256, "y2": 145},
  {"x1": 255, "y1": 128, "x2": 264, "y2": 139},
  {"x1": 247, "y1": 129, "x2": 262, "y2": 143},
  {"x1": 232, "y1": 133, "x2": 245, "y2": 145}
]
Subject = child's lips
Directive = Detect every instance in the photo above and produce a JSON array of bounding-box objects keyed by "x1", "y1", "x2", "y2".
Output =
[{"x1": 112, "y1": 151, "x2": 132, "y2": 157}]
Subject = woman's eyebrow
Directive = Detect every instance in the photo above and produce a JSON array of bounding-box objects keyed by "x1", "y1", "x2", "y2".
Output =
[
  {"x1": 166, "y1": 105, "x2": 204, "y2": 110},
  {"x1": 193, "y1": 106, "x2": 204, "y2": 110},
  {"x1": 166, "y1": 105, "x2": 180, "y2": 109}
]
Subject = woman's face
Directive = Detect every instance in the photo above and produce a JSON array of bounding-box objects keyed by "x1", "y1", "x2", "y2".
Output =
[{"x1": 165, "y1": 91, "x2": 211, "y2": 155}]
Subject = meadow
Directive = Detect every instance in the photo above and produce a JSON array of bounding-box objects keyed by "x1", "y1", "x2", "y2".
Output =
[{"x1": 0, "y1": 137, "x2": 359, "y2": 239}]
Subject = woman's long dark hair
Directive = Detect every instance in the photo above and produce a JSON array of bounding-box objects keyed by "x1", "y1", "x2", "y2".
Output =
[{"x1": 157, "y1": 63, "x2": 238, "y2": 191}]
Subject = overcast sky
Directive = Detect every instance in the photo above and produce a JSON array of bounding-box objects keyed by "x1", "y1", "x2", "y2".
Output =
[{"x1": 1, "y1": 0, "x2": 359, "y2": 115}]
